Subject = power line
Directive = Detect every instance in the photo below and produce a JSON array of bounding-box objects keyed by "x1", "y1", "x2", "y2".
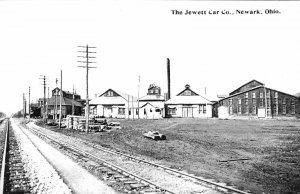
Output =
[{"x1": 77, "y1": 45, "x2": 97, "y2": 132}]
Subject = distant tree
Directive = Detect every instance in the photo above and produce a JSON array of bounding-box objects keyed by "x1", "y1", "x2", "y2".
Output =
[
  {"x1": 0, "y1": 112, "x2": 6, "y2": 118},
  {"x1": 12, "y1": 110, "x2": 23, "y2": 118}
]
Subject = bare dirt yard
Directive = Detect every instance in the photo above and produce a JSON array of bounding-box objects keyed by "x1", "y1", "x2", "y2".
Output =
[{"x1": 38, "y1": 118, "x2": 300, "y2": 194}]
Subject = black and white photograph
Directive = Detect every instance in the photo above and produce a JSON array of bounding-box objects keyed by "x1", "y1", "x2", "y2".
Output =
[{"x1": 0, "y1": 0, "x2": 299, "y2": 193}]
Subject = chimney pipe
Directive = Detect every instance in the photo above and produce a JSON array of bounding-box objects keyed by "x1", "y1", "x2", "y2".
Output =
[{"x1": 167, "y1": 58, "x2": 171, "y2": 100}]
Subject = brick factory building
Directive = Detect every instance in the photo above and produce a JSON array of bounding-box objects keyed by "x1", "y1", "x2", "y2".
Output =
[{"x1": 215, "y1": 80, "x2": 300, "y2": 119}]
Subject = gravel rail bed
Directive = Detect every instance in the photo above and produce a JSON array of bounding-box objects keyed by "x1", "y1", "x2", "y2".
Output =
[
  {"x1": 4, "y1": 120, "x2": 31, "y2": 193},
  {"x1": 0, "y1": 118, "x2": 7, "y2": 173},
  {"x1": 28, "y1": 122, "x2": 221, "y2": 194},
  {"x1": 9, "y1": 119, "x2": 72, "y2": 194}
]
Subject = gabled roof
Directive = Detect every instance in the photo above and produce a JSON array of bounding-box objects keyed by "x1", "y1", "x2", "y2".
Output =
[
  {"x1": 52, "y1": 87, "x2": 80, "y2": 96},
  {"x1": 90, "y1": 89, "x2": 137, "y2": 105},
  {"x1": 219, "y1": 85, "x2": 299, "y2": 101},
  {"x1": 230, "y1": 80, "x2": 264, "y2": 96},
  {"x1": 140, "y1": 102, "x2": 164, "y2": 109},
  {"x1": 166, "y1": 84, "x2": 211, "y2": 105},
  {"x1": 177, "y1": 85, "x2": 199, "y2": 96}
]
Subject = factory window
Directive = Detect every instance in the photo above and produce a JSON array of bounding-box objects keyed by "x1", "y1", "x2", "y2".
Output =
[
  {"x1": 238, "y1": 99, "x2": 241, "y2": 105},
  {"x1": 229, "y1": 106, "x2": 233, "y2": 115},
  {"x1": 291, "y1": 105, "x2": 295, "y2": 114},
  {"x1": 259, "y1": 99, "x2": 263, "y2": 107},
  {"x1": 183, "y1": 90, "x2": 192, "y2": 96},
  {"x1": 252, "y1": 92, "x2": 256, "y2": 99},
  {"x1": 229, "y1": 99, "x2": 233, "y2": 105},
  {"x1": 260, "y1": 92, "x2": 263, "y2": 98},
  {"x1": 238, "y1": 105, "x2": 241, "y2": 114},
  {"x1": 245, "y1": 105, "x2": 249, "y2": 114},
  {"x1": 168, "y1": 108, "x2": 176, "y2": 115},
  {"x1": 199, "y1": 105, "x2": 206, "y2": 114},
  {"x1": 267, "y1": 90, "x2": 270, "y2": 98},
  {"x1": 245, "y1": 92, "x2": 249, "y2": 99},
  {"x1": 282, "y1": 98, "x2": 286, "y2": 105},
  {"x1": 245, "y1": 99, "x2": 249, "y2": 105},
  {"x1": 105, "y1": 90, "x2": 116, "y2": 97},
  {"x1": 282, "y1": 105, "x2": 286, "y2": 114},
  {"x1": 118, "y1": 108, "x2": 125, "y2": 115},
  {"x1": 285, "y1": 98, "x2": 289, "y2": 105},
  {"x1": 275, "y1": 92, "x2": 278, "y2": 98},
  {"x1": 253, "y1": 106, "x2": 257, "y2": 114},
  {"x1": 252, "y1": 99, "x2": 256, "y2": 105},
  {"x1": 273, "y1": 104, "x2": 278, "y2": 115},
  {"x1": 291, "y1": 98, "x2": 295, "y2": 105}
]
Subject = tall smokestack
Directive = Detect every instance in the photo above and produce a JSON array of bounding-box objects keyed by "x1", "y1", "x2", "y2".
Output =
[{"x1": 167, "y1": 58, "x2": 171, "y2": 100}]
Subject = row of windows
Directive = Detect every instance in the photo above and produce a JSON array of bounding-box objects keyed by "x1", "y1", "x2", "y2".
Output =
[
  {"x1": 242, "y1": 91, "x2": 280, "y2": 99},
  {"x1": 124, "y1": 108, "x2": 161, "y2": 115},
  {"x1": 228, "y1": 104, "x2": 295, "y2": 115},
  {"x1": 224, "y1": 97, "x2": 297, "y2": 106},
  {"x1": 168, "y1": 105, "x2": 207, "y2": 115}
]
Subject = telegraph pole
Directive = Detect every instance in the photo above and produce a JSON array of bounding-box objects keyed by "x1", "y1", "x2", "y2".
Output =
[
  {"x1": 47, "y1": 87, "x2": 49, "y2": 119},
  {"x1": 55, "y1": 78, "x2": 58, "y2": 120},
  {"x1": 77, "y1": 45, "x2": 97, "y2": 132},
  {"x1": 72, "y1": 84, "x2": 75, "y2": 115},
  {"x1": 23, "y1": 93, "x2": 26, "y2": 118},
  {"x1": 137, "y1": 75, "x2": 140, "y2": 119},
  {"x1": 28, "y1": 87, "x2": 31, "y2": 120},
  {"x1": 39, "y1": 75, "x2": 48, "y2": 122},
  {"x1": 59, "y1": 70, "x2": 63, "y2": 129}
]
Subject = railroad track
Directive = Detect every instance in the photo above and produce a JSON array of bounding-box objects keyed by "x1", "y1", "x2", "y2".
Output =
[
  {"x1": 28, "y1": 122, "x2": 251, "y2": 194},
  {"x1": 26, "y1": 123, "x2": 174, "y2": 194},
  {"x1": 0, "y1": 118, "x2": 32, "y2": 193}
]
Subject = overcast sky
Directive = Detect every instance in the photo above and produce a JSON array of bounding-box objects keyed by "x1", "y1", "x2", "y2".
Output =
[{"x1": 0, "y1": 0, "x2": 299, "y2": 115}]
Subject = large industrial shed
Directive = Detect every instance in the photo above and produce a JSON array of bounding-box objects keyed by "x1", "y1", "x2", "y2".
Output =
[
  {"x1": 165, "y1": 84, "x2": 212, "y2": 118},
  {"x1": 215, "y1": 80, "x2": 300, "y2": 119}
]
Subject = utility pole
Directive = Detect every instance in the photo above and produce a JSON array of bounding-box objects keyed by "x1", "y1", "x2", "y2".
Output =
[
  {"x1": 132, "y1": 96, "x2": 134, "y2": 119},
  {"x1": 39, "y1": 75, "x2": 48, "y2": 122},
  {"x1": 28, "y1": 87, "x2": 31, "y2": 120},
  {"x1": 59, "y1": 70, "x2": 63, "y2": 129},
  {"x1": 137, "y1": 75, "x2": 140, "y2": 119},
  {"x1": 47, "y1": 87, "x2": 49, "y2": 119},
  {"x1": 77, "y1": 45, "x2": 97, "y2": 133},
  {"x1": 72, "y1": 84, "x2": 75, "y2": 115},
  {"x1": 23, "y1": 93, "x2": 26, "y2": 118},
  {"x1": 55, "y1": 78, "x2": 58, "y2": 120},
  {"x1": 264, "y1": 84, "x2": 267, "y2": 118}
]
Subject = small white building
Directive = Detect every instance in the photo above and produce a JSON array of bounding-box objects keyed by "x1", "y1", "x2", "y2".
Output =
[
  {"x1": 165, "y1": 84, "x2": 212, "y2": 118},
  {"x1": 90, "y1": 89, "x2": 137, "y2": 119},
  {"x1": 138, "y1": 84, "x2": 165, "y2": 119}
]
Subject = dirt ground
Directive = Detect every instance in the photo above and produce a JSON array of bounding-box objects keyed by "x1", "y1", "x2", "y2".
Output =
[{"x1": 39, "y1": 118, "x2": 300, "y2": 194}]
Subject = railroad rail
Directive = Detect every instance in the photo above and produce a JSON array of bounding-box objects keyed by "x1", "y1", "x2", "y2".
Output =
[
  {"x1": 0, "y1": 119, "x2": 32, "y2": 193},
  {"x1": 0, "y1": 118, "x2": 8, "y2": 193},
  {"x1": 28, "y1": 122, "x2": 251, "y2": 194},
  {"x1": 25, "y1": 123, "x2": 174, "y2": 194}
]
